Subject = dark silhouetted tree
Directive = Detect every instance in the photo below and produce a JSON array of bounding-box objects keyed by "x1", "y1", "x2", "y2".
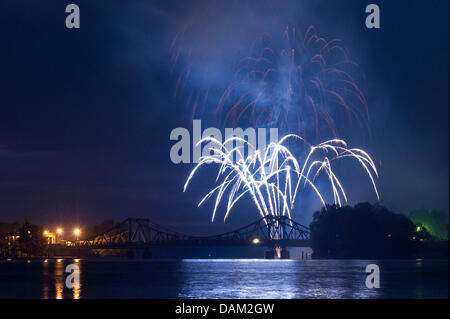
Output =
[
  {"x1": 17, "y1": 220, "x2": 46, "y2": 257},
  {"x1": 310, "y1": 203, "x2": 419, "y2": 258}
]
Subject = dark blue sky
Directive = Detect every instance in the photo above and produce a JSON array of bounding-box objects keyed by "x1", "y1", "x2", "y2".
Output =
[{"x1": 0, "y1": 0, "x2": 448, "y2": 234}]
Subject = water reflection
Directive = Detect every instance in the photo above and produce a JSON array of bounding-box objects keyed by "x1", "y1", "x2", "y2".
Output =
[
  {"x1": 73, "y1": 259, "x2": 81, "y2": 299},
  {"x1": 41, "y1": 259, "x2": 82, "y2": 299},
  {"x1": 55, "y1": 259, "x2": 64, "y2": 299},
  {"x1": 0, "y1": 258, "x2": 445, "y2": 298},
  {"x1": 42, "y1": 259, "x2": 50, "y2": 299},
  {"x1": 177, "y1": 259, "x2": 381, "y2": 298}
]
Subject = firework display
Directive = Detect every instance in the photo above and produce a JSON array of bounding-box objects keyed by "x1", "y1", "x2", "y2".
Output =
[
  {"x1": 1, "y1": 0, "x2": 448, "y2": 301},
  {"x1": 184, "y1": 135, "x2": 379, "y2": 222},
  {"x1": 172, "y1": 23, "x2": 370, "y2": 141},
  {"x1": 217, "y1": 26, "x2": 370, "y2": 140}
]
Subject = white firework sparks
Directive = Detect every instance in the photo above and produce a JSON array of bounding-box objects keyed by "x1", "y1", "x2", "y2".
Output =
[{"x1": 184, "y1": 135, "x2": 379, "y2": 222}]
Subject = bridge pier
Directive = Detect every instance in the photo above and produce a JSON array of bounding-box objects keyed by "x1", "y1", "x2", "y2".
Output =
[
  {"x1": 279, "y1": 249, "x2": 290, "y2": 259},
  {"x1": 275, "y1": 246, "x2": 290, "y2": 259},
  {"x1": 264, "y1": 250, "x2": 275, "y2": 259},
  {"x1": 264, "y1": 247, "x2": 290, "y2": 259}
]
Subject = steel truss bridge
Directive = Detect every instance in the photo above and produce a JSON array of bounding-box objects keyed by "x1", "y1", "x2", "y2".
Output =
[{"x1": 73, "y1": 215, "x2": 310, "y2": 249}]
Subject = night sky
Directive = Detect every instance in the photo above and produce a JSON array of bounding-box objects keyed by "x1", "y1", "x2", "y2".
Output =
[{"x1": 0, "y1": 0, "x2": 448, "y2": 235}]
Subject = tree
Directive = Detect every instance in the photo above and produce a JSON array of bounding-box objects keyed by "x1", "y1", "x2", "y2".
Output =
[
  {"x1": 310, "y1": 203, "x2": 418, "y2": 259},
  {"x1": 0, "y1": 222, "x2": 20, "y2": 258},
  {"x1": 17, "y1": 220, "x2": 46, "y2": 257}
]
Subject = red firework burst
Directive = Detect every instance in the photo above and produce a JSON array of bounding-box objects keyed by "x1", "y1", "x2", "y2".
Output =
[{"x1": 217, "y1": 25, "x2": 370, "y2": 141}]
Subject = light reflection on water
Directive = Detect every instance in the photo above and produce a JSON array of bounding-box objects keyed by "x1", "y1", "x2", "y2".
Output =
[
  {"x1": 0, "y1": 258, "x2": 447, "y2": 298},
  {"x1": 41, "y1": 259, "x2": 81, "y2": 299},
  {"x1": 178, "y1": 259, "x2": 382, "y2": 298}
]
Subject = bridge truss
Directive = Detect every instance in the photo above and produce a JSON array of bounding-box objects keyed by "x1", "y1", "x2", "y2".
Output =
[{"x1": 76, "y1": 215, "x2": 310, "y2": 249}]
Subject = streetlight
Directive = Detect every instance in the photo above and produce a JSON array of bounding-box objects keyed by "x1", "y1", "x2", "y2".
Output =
[
  {"x1": 43, "y1": 230, "x2": 49, "y2": 244},
  {"x1": 252, "y1": 238, "x2": 260, "y2": 245},
  {"x1": 55, "y1": 228, "x2": 63, "y2": 244},
  {"x1": 74, "y1": 228, "x2": 80, "y2": 241}
]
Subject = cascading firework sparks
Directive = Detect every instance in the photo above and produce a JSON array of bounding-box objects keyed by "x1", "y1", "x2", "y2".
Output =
[{"x1": 184, "y1": 135, "x2": 379, "y2": 222}]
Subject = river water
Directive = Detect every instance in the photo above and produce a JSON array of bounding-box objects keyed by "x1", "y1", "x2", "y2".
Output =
[{"x1": 0, "y1": 259, "x2": 447, "y2": 298}]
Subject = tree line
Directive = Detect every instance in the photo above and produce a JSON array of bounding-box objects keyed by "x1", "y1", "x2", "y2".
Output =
[{"x1": 310, "y1": 203, "x2": 448, "y2": 259}]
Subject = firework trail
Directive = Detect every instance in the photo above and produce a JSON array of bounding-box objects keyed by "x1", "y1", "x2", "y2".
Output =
[
  {"x1": 184, "y1": 135, "x2": 379, "y2": 222},
  {"x1": 170, "y1": 20, "x2": 209, "y2": 122},
  {"x1": 170, "y1": 1, "x2": 263, "y2": 120},
  {"x1": 217, "y1": 26, "x2": 370, "y2": 141}
]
